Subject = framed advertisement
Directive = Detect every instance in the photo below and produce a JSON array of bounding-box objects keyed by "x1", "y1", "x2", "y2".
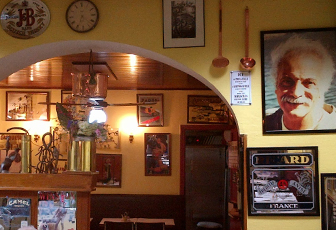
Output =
[
  {"x1": 321, "y1": 173, "x2": 336, "y2": 230},
  {"x1": 145, "y1": 133, "x2": 171, "y2": 176},
  {"x1": 137, "y1": 94, "x2": 164, "y2": 127},
  {"x1": 6, "y1": 91, "x2": 50, "y2": 121},
  {"x1": 187, "y1": 95, "x2": 229, "y2": 124},
  {"x1": 96, "y1": 154, "x2": 122, "y2": 187},
  {"x1": 261, "y1": 27, "x2": 336, "y2": 134},
  {"x1": 247, "y1": 146, "x2": 319, "y2": 216},
  {"x1": 163, "y1": 0, "x2": 205, "y2": 48}
]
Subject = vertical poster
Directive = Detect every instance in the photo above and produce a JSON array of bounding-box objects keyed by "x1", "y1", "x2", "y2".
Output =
[{"x1": 230, "y1": 71, "x2": 251, "y2": 105}]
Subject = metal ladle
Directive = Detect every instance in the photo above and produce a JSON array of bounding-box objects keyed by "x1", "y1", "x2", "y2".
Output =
[
  {"x1": 212, "y1": 0, "x2": 229, "y2": 68},
  {"x1": 240, "y1": 6, "x2": 256, "y2": 70}
]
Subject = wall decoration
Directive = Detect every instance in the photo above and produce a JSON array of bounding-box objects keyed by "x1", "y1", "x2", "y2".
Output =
[
  {"x1": 0, "y1": 132, "x2": 24, "y2": 173},
  {"x1": 96, "y1": 154, "x2": 122, "y2": 187},
  {"x1": 137, "y1": 94, "x2": 164, "y2": 127},
  {"x1": 0, "y1": 197, "x2": 31, "y2": 229},
  {"x1": 145, "y1": 133, "x2": 171, "y2": 176},
  {"x1": 321, "y1": 173, "x2": 336, "y2": 230},
  {"x1": 163, "y1": 0, "x2": 204, "y2": 48},
  {"x1": 230, "y1": 71, "x2": 252, "y2": 105},
  {"x1": 187, "y1": 95, "x2": 229, "y2": 124},
  {"x1": 6, "y1": 91, "x2": 50, "y2": 121},
  {"x1": 247, "y1": 146, "x2": 319, "y2": 216},
  {"x1": 96, "y1": 127, "x2": 120, "y2": 150},
  {"x1": 261, "y1": 27, "x2": 336, "y2": 134},
  {"x1": 0, "y1": 0, "x2": 51, "y2": 39}
]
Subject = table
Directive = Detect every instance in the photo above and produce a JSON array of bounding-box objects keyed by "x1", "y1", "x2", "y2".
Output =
[{"x1": 100, "y1": 218, "x2": 175, "y2": 226}]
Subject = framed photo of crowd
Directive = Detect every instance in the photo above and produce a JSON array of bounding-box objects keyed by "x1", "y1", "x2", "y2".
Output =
[{"x1": 261, "y1": 27, "x2": 336, "y2": 134}]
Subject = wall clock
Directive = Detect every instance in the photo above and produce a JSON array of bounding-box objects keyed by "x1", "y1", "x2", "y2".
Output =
[{"x1": 66, "y1": 0, "x2": 99, "y2": 33}]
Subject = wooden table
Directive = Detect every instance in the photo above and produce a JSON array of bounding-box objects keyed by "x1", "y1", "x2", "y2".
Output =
[{"x1": 100, "y1": 218, "x2": 175, "y2": 226}]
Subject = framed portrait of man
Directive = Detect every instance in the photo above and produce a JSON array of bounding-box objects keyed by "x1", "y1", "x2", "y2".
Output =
[{"x1": 261, "y1": 27, "x2": 336, "y2": 134}]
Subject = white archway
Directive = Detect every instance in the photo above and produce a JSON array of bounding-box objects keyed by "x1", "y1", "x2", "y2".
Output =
[{"x1": 0, "y1": 40, "x2": 238, "y2": 128}]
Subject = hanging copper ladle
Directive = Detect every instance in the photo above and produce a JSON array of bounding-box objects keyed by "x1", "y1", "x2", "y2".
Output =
[
  {"x1": 240, "y1": 6, "x2": 256, "y2": 70},
  {"x1": 212, "y1": 0, "x2": 229, "y2": 68}
]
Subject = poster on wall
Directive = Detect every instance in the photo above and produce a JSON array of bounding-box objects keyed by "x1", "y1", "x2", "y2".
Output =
[
  {"x1": 261, "y1": 27, "x2": 336, "y2": 134},
  {"x1": 0, "y1": 197, "x2": 31, "y2": 230},
  {"x1": 321, "y1": 173, "x2": 336, "y2": 230},
  {"x1": 247, "y1": 146, "x2": 319, "y2": 216}
]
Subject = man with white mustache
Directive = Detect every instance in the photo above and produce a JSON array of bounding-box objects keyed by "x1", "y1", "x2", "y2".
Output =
[{"x1": 265, "y1": 36, "x2": 336, "y2": 131}]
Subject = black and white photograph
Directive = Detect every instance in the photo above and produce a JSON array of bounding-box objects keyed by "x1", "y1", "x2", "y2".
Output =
[{"x1": 163, "y1": 0, "x2": 204, "y2": 48}]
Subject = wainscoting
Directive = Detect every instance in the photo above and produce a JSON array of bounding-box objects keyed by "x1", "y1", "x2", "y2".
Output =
[{"x1": 90, "y1": 194, "x2": 185, "y2": 230}]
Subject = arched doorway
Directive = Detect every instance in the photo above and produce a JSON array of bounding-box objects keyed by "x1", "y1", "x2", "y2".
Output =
[{"x1": 0, "y1": 41, "x2": 244, "y2": 230}]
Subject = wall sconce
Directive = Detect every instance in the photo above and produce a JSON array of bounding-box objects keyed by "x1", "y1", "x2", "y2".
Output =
[
  {"x1": 34, "y1": 134, "x2": 40, "y2": 142},
  {"x1": 129, "y1": 134, "x2": 134, "y2": 143}
]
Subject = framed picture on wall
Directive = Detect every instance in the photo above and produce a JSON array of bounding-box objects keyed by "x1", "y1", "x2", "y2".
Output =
[
  {"x1": 137, "y1": 94, "x2": 164, "y2": 127},
  {"x1": 247, "y1": 146, "x2": 319, "y2": 216},
  {"x1": 162, "y1": 0, "x2": 205, "y2": 48},
  {"x1": 261, "y1": 27, "x2": 336, "y2": 134},
  {"x1": 144, "y1": 133, "x2": 171, "y2": 176},
  {"x1": 96, "y1": 154, "x2": 122, "y2": 187},
  {"x1": 321, "y1": 173, "x2": 336, "y2": 230},
  {"x1": 6, "y1": 91, "x2": 50, "y2": 121},
  {"x1": 187, "y1": 95, "x2": 229, "y2": 124}
]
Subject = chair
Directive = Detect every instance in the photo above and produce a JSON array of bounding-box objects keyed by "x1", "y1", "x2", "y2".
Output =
[
  {"x1": 104, "y1": 221, "x2": 135, "y2": 230},
  {"x1": 135, "y1": 222, "x2": 165, "y2": 230}
]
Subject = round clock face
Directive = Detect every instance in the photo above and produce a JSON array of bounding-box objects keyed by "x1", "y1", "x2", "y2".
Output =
[{"x1": 66, "y1": 0, "x2": 99, "y2": 33}]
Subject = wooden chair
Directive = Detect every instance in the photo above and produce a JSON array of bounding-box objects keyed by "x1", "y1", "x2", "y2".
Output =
[
  {"x1": 104, "y1": 221, "x2": 135, "y2": 230},
  {"x1": 135, "y1": 222, "x2": 165, "y2": 230}
]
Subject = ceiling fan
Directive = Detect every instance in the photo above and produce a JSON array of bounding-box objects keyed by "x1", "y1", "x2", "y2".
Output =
[{"x1": 39, "y1": 50, "x2": 156, "y2": 123}]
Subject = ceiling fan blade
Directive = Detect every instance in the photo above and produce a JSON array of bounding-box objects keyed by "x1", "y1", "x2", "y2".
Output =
[
  {"x1": 106, "y1": 102, "x2": 157, "y2": 106},
  {"x1": 38, "y1": 102, "x2": 88, "y2": 106}
]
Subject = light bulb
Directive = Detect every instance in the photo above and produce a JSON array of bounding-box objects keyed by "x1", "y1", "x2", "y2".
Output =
[{"x1": 88, "y1": 107, "x2": 107, "y2": 123}]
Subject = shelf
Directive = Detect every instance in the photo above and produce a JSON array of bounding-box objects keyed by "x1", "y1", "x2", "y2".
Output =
[{"x1": 0, "y1": 172, "x2": 98, "y2": 192}]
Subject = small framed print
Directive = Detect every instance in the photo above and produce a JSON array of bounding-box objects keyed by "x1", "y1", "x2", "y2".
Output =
[
  {"x1": 187, "y1": 95, "x2": 229, "y2": 124},
  {"x1": 321, "y1": 173, "x2": 336, "y2": 230},
  {"x1": 247, "y1": 146, "x2": 319, "y2": 216},
  {"x1": 96, "y1": 154, "x2": 122, "y2": 187},
  {"x1": 145, "y1": 133, "x2": 171, "y2": 176},
  {"x1": 137, "y1": 94, "x2": 164, "y2": 127},
  {"x1": 163, "y1": 0, "x2": 205, "y2": 48},
  {"x1": 6, "y1": 91, "x2": 50, "y2": 121}
]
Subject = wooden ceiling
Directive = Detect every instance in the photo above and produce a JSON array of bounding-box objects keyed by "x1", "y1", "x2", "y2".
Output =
[{"x1": 0, "y1": 52, "x2": 209, "y2": 91}]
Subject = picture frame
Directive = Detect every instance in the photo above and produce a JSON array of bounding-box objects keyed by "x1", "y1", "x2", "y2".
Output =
[
  {"x1": 0, "y1": 132, "x2": 25, "y2": 173},
  {"x1": 61, "y1": 90, "x2": 72, "y2": 103},
  {"x1": 261, "y1": 27, "x2": 336, "y2": 134},
  {"x1": 321, "y1": 173, "x2": 336, "y2": 230},
  {"x1": 187, "y1": 95, "x2": 229, "y2": 124},
  {"x1": 144, "y1": 133, "x2": 171, "y2": 176},
  {"x1": 162, "y1": 0, "x2": 205, "y2": 48},
  {"x1": 247, "y1": 146, "x2": 319, "y2": 216},
  {"x1": 137, "y1": 94, "x2": 164, "y2": 127},
  {"x1": 96, "y1": 154, "x2": 122, "y2": 187},
  {"x1": 6, "y1": 91, "x2": 50, "y2": 121}
]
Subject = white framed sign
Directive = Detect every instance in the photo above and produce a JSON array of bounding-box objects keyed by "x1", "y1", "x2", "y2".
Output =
[{"x1": 230, "y1": 71, "x2": 251, "y2": 105}]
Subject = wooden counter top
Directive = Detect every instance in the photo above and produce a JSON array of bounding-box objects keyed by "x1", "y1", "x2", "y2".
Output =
[{"x1": 0, "y1": 172, "x2": 98, "y2": 192}]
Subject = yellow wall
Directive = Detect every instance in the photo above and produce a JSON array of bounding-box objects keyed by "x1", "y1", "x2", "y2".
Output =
[{"x1": 0, "y1": 0, "x2": 335, "y2": 229}]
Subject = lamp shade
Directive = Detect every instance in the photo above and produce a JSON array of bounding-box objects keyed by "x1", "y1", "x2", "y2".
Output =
[{"x1": 88, "y1": 107, "x2": 107, "y2": 123}]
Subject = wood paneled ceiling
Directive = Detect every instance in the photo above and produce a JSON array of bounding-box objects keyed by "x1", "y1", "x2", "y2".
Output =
[{"x1": 0, "y1": 52, "x2": 209, "y2": 91}]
